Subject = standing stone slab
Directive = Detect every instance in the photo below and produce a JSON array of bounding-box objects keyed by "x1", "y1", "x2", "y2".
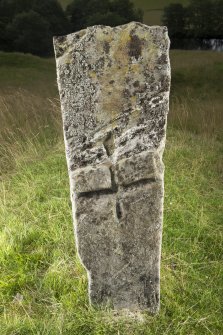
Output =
[{"x1": 54, "y1": 22, "x2": 170, "y2": 313}]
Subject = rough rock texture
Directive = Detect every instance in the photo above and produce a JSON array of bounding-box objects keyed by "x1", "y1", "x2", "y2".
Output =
[{"x1": 54, "y1": 22, "x2": 170, "y2": 313}]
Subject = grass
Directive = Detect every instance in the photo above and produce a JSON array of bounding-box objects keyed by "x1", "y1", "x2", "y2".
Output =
[
  {"x1": 0, "y1": 49, "x2": 223, "y2": 334},
  {"x1": 0, "y1": 52, "x2": 61, "y2": 174},
  {"x1": 0, "y1": 130, "x2": 222, "y2": 334},
  {"x1": 0, "y1": 52, "x2": 56, "y2": 96},
  {"x1": 0, "y1": 89, "x2": 61, "y2": 174},
  {"x1": 170, "y1": 50, "x2": 223, "y2": 138}
]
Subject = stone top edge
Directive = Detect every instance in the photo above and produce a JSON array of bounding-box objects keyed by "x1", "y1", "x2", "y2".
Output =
[{"x1": 53, "y1": 21, "x2": 168, "y2": 45}]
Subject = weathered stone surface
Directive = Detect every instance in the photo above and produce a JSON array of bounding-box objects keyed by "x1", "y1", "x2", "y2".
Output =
[
  {"x1": 54, "y1": 22, "x2": 170, "y2": 313},
  {"x1": 71, "y1": 165, "x2": 112, "y2": 194}
]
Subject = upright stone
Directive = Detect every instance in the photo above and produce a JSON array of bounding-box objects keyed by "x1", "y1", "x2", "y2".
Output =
[{"x1": 54, "y1": 22, "x2": 170, "y2": 313}]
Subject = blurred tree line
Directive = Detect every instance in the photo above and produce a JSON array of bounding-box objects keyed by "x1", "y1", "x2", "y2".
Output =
[
  {"x1": 163, "y1": 0, "x2": 223, "y2": 49},
  {"x1": 0, "y1": 0, "x2": 143, "y2": 56}
]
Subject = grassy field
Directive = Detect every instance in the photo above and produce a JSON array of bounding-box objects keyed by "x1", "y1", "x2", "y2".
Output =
[
  {"x1": 0, "y1": 49, "x2": 223, "y2": 334},
  {"x1": 59, "y1": 0, "x2": 190, "y2": 25},
  {"x1": 1, "y1": 130, "x2": 222, "y2": 334},
  {"x1": 0, "y1": 52, "x2": 59, "y2": 174},
  {"x1": 0, "y1": 53, "x2": 56, "y2": 96}
]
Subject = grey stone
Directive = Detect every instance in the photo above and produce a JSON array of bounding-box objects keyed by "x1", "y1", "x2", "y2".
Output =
[
  {"x1": 71, "y1": 165, "x2": 112, "y2": 194},
  {"x1": 54, "y1": 22, "x2": 170, "y2": 313}
]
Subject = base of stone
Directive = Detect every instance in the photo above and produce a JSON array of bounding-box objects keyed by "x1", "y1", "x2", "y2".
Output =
[{"x1": 99, "y1": 308, "x2": 152, "y2": 322}]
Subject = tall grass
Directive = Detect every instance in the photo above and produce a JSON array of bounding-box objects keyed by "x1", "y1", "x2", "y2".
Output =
[
  {"x1": 170, "y1": 50, "x2": 223, "y2": 139},
  {"x1": 1, "y1": 50, "x2": 223, "y2": 174},
  {"x1": 0, "y1": 89, "x2": 62, "y2": 174},
  {"x1": 1, "y1": 90, "x2": 221, "y2": 176},
  {"x1": 169, "y1": 93, "x2": 223, "y2": 138}
]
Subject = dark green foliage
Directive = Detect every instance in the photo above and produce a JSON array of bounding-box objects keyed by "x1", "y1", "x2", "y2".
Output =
[
  {"x1": 66, "y1": 0, "x2": 102, "y2": 32},
  {"x1": 7, "y1": 11, "x2": 51, "y2": 56},
  {"x1": 187, "y1": 0, "x2": 218, "y2": 39},
  {"x1": 163, "y1": 0, "x2": 223, "y2": 48},
  {"x1": 0, "y1": 0, "x2": 142, "y2": 55},
  {"x1": 215, "y1": 0, "x2": 223, "y2": 39},
  {"x1": 32, "y1": 0, "x2": 70, "y2": 36},
  {"x1": 86, "y1": 12, "x2": 125, "y2": 28},
  {"x1": 110, "y1": 0, "x2": 143, "y2": 23},
  {"x1": 163, "y1": 4, "x2": 186, "y2": 39},
  {"x1": 0, "y1": 0, "x2": 70, "y2": 55},
  {"x1": 67, "y1": 0, "x2": 143, "y2": 32}
]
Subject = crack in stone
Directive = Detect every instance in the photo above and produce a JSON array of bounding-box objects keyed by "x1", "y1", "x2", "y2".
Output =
[{"x1": 103, "y1": 132, "x2": 115, "y2": 157}]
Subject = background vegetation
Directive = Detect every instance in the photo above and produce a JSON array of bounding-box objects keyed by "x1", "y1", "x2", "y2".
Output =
[
  {"x1": 1, "y1": 0, "x2": 222, "y2": 56},
  {"x1": 0, "y1": 0, "x2": 142, "y2": 56},
  {"x1": 0, "y1": 0, "x2": 70, "y2": 55},
  {"x1": 60, "y1": 0, "x2": 190, "y2": 25},
  {"x1": 163, "y1": 0, "x2": 223, "y2": 48},
  {"x1": 66, "y1": 0, "x2": 143, "y2": 33},
  {"x1": 0, "y1": 0, "x2": 223, "y2": 334}
]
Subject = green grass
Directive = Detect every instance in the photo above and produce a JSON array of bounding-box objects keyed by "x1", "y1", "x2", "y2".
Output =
[
  {"x1": 0, "y1": 52, "x2": 57, "y2": 97},
  {"x1": 0, "y1": 130, "x2": 222, "y2": 334},
  {"x1": 0, "y1": 49, "x2": 223, "y2": 333}
]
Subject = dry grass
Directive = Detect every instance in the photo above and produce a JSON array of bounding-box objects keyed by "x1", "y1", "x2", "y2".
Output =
[
  {"x1": 170, "y1": 49, "x2": 223, "y2": 71},
  {"x1": 169, "y1": 94, "x2": 223, "y2": 138},
  {"x1": 170, "y1": 50, "x2": 223, "y2": 139},
  {"x1": 1, "y1": 91, "x2": 221, "y2": 177},
  {"x1": 0, "y1": 89, "x2": 62, "y2": 174},
  {"x1": 0, "y1": 50, "x2": 222, "y2": 172}
]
